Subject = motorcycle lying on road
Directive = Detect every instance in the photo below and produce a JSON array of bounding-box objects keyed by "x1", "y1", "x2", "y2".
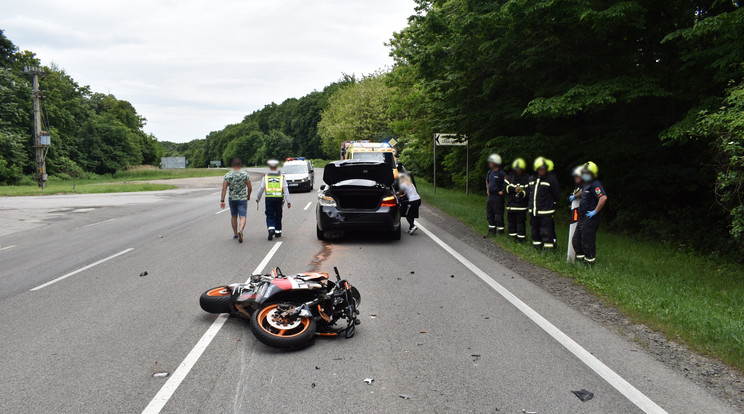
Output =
[{"x1": 199, "y1": 267, "x2": 361, "y2": 349}]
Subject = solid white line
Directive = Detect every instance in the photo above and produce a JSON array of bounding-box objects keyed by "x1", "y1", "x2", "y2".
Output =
[
  {"x1": 30, "y1": 248, "x2": 135, "y2": 291},
  {"x1": 141, "y1": 242, "x2": 283, "y2": 414},
  {"x1": 78, "y1": 218, "x2": 115, "y2": 229},
  {"x1": 416, "y1": 223, "x2": 667, "y2": 414},
  {"x1": 212, "y1": 191, "x2": 221, "y2": 195},
  {"x1": 0, "y1": 245, "x2": 16, "y2": 251},
  {"x1": 303, "y1": 201, "x2": 312, "y2": 211},
  {"x1": 215, "y1": 208, "x2": 229, "y2": 215}
]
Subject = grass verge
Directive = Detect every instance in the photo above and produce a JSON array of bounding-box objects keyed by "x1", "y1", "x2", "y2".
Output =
[
  {"x1": 418, "y1": 180, "x2": 744, "y2": 371},
  {"x1": 0, "y1": 182, "x2": 177, "y2": 196}
]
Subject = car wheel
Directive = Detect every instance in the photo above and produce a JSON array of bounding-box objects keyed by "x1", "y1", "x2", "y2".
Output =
[
  {"x1": 391, "y1": 225, "x2": 401, "y2": 240},
  {"x1": 316, "y1": 226, "x2": 325, "y2": 241}
]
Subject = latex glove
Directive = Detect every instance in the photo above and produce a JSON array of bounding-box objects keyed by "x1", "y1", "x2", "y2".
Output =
[
  {"x1": 586, "y1": 210, "x2": 598, "y2": 218},
  {"x1": 568, "y1": 195, "x2": 575, "y2": 202}
]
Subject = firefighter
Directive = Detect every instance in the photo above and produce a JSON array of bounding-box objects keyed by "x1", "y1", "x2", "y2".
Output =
[
  {"x1": 485, "y1": 153, "x2": 506, "y2": 235},
  {"x1": 256, "y1": 159, "x2": 291, "y2": 240},
  {"x1": 527, "y1": 157, "x2": 560, "y2": 250},
  {"x1": 505, "y1": 158, "x2": 529, "y2": 242},
  {"x1": 572, "y1": 161, "x2": 607, "y2": 265}
]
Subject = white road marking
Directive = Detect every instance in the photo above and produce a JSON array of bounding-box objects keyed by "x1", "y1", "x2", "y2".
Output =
[
  {"x1": 215, "y1": 208, "x2": 229, "y2": 215},
  {"x1": 77, "y1": 218, "x2": 115, "y2": 229},
  {"x1": 30, "y1": 248, "x2": 135, "y2": 291},
  {"x1": 416, "y1": 223, "x2": 667, "y2": 414},
  {"x1": 141, "y1": 242, "x2": 283, "y2": 414},
  {"x1": 212, "y1": 191, "x2": 222, "y2": 195},
  {"x1": 303, "y1": 202, "x2": 312, "y2": 211},
  {"x1": 0, "y1": 245, "x2": 16, "y2": 251}
]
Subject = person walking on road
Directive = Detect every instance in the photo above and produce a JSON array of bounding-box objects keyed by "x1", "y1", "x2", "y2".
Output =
[
  {"x1": 572, "y1": 161, "x2": 608, "y2": 265},
  {"x1": 485, "y1": 153, "x2": 506, "y2": 236},
  {"x1": 256, "y1": 159, "x2": 291, "y2": 241},
  {"x1": 397, "y1": 174, "x2": 421, "y2": 235},
  {"x1": 527, "y1": 157, "x2": 560, "y2": 250},
  {"x1": 220, "y1": 158, "x2": 252, "y2": 243},
  {"x1": 505, "y1": 158, "x2": 529, "y2": 242}
]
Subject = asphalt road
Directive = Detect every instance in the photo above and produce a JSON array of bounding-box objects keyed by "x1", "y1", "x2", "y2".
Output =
[{"x1": 0, "y1": 172, "x2": 737, "y2": 414}]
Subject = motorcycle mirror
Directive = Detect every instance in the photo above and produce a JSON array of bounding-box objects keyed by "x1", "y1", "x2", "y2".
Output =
[{"x1": 333, "y1": 266, "x2": 341, "y2": 281}]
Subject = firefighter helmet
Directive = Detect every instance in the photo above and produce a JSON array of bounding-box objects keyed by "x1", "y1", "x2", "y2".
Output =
[
  {"x1": 534, "y1": 157, "x2": 554, "y2": 172},
  {"x1": 583, "y1": 161, "x2": 599, "y2": 177},
  {"x1": 487, "y1": 153, "x2": 502, "y2": 165},
  {"x1": 512, "y1": 158, "x2": 526, "y2": 170}
]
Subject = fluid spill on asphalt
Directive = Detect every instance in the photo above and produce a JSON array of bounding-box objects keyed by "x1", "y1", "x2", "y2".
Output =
[{"x1": 308, "y1": 241, "x2": 333, "y2": 272}]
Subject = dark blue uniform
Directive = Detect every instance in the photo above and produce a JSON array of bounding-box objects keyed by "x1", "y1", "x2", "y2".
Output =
[
  {"x1": 572, "y1": 179, "x2": 606, "y2": 263},
  {"x1": 486, "y1": 169, "x2": 506, "y2": 233}
]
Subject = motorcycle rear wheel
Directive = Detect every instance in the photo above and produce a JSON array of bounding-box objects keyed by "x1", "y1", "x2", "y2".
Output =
[
  {"x1": 251, "y1": 303, "x2": 316, "y2": 349},
  {"x1": 199, "y1": 286, "x2": 233, "y2": 314}
]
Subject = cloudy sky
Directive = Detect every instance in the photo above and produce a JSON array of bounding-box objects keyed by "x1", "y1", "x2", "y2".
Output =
[{"x1": 1, "y1": 0, "x2": 415, "y2": 142}]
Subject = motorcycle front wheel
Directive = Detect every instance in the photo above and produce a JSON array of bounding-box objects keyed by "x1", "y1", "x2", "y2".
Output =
[{"x1": 250, "y1": 303, "x2": 316, "y2": 349}]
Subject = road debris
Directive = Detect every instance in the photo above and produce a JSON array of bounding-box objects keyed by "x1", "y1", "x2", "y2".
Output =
[
  {"x1": 363, "y1": 378, "x2": 374, "y2": 384},
  {"x1": 420, "y1": 330, "x2": 428, "y2": 334},
  {"x1": 315, "y1": 366, "x2": 320, "y2": 370},
  {"x1": 571, "y1": 389, "x2": 594, "y2": 402},
  {"x1": 139, "y1": 271, "x2": 148, "y2": 277},
  {"x1": 522, "y1": 410, "x2": 537, "y2": 414},
  {"x1": 156, "y1": 235, "x2": 164, "y2": 238},
  {"x1": 152, "y1": 372, "x2": 169, "y2": 378},
  {"x1": 410, "y1": 271, "x2": 415, "y2": 274},
  {"x1": 311, "y1": 383, "x2": 316, "y2": 388},
  {"x1": 370, "y1": 314, "x2": 377, "y2": 318},
  {"x1": 471, "y1": 354, "x2": 481, "y2": 362},
  {"x1": 451, "y1": 274, "x2": 455, "y2": 278},
  {"x1": 399, "y1": 394, "x2": 411, "y2": 400}
]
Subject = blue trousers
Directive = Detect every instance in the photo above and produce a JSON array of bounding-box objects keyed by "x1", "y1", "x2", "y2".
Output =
[{"x1": 265, "y1": 198, "x2": 283, "y2": 232}]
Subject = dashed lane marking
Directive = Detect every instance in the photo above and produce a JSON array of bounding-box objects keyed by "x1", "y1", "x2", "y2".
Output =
[
  {"x1": 30, "y1": 248, "x2": 135, "y2": 291},
  {"x1": 303, "y1": 202, "x2": 312, "y2": 211},
  {"x1": 215, "y1": 208, "x2": 229, "y2": 215}
]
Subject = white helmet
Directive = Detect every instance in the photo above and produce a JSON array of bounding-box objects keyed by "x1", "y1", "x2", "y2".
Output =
[
  {"x1": 487, "y1": 153, "x2": 502, "y2": 165},
  {"x1": 267, "y1": 159, "x2": 280, "y2": 168}
]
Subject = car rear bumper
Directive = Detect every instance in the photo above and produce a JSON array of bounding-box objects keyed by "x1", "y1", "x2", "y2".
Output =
[{"x1": 317, "y1": 206, "x2": 400, "y2": 232}]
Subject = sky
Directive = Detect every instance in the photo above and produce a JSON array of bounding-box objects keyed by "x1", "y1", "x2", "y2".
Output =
[{"x1": 0, "y1": 0, "x2": 416, "y2": 142}]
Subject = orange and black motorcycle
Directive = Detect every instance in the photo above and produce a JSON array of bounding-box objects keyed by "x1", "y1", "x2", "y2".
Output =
[{"x1": 199, "y1": 267, "x2": 360, "y2": 349}]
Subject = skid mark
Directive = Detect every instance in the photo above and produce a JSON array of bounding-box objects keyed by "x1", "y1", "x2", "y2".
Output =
[{"x1": 308, "y1": 241, "x2": 333, "y2": 272}]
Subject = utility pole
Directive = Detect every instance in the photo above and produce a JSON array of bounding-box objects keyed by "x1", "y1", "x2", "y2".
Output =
[{"x1": 23, "y1": 66, "x2": 50, "y2": 188}]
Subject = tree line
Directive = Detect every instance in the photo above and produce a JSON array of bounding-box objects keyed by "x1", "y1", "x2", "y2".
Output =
[{"x1": 0, "y1": 30, "x2": 162, "y2": 184}]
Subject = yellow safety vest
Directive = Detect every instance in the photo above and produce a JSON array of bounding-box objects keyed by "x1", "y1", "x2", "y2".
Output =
[{"x1": 265, "y1": 173, "x2": 284, "y2": 198}]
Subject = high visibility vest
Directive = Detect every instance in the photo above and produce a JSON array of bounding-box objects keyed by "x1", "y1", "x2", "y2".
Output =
[{"x1": 264, "y1": 173, "x2": 284, "y2": 198}]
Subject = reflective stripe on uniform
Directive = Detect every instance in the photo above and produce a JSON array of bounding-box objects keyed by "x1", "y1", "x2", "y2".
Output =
[
  {"x1": 532, "y1": 241, "x2": 542, "y2": 245},
  {"x1": 539, "y1": 181, "x2": 551, "y2": 186},
  {"x1": 506, "y1": 206, "x2": 528, "y2": 211},
  {"x1": 517, "y1": 235, "x2": 526, "y2": 239},
  {"x1": 536, "y1": 210, "x2": 555, "y2": 215},
  {"x1": 488, "y1": 225, "x2": 496, "y2": 229},
  {"x1": 544, "y1": 243, "x2": 554, "y2": 248},
  {"x1": 584, "y1": 257, "x2": 596, "y2": 263},
  {"x1": 265, "y1": 174, "x2": 284, "y2": 198},
  {"x1": 508, "y1": 233, "x2": 517, "y2": 237},
  {"x1": 576, "y1": 255, "x2": 585, "y2": 259}
]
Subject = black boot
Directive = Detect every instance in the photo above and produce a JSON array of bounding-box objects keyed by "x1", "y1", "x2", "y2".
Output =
[{"x1": 268, "y1": 229, "x2": 275, "y2": 241}]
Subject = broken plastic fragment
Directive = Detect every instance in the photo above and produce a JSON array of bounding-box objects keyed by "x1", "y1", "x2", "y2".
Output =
[
  {"x1": 140, "y1": 271, "x2": 148, "y2": 277},
  {"x1": 420, "y1": 330, "x2": 427, "y2": 334},
  {"x1": 370, "y1": 314, "x2": 377, "y2": 318},
  {"x1": 153, "y1": 372, "x2": 169, "y2": 378},
  {"x1": 363, "y1": 378, "x2": 374, "y2": 384},
  {"x1": 522, "y1": 410, "x2": 537, "y2": 414},
  {"x1": 399, "y1": 394, "x2": 411, "y2": 400},
  {"x1": 571, "y1": 389, "x2": 594, "y2": 402}
]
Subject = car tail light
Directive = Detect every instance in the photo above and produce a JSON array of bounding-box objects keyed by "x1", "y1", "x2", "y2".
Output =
[{"x1": 380, "y1": 196, "x2": 397, "y2": 207}]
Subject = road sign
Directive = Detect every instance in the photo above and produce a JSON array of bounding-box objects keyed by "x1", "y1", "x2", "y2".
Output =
[
  {"x1": 433, "y1": 133, "x2": 470, "y2": 196},
  {"x1": 435, "y1": 133, "x2": 468, "y2": 146},
  {"x1": 387, "y1": 138, "x2": 398, "y2": 147}
]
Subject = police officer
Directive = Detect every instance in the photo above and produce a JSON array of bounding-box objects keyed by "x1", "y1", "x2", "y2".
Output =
[
  {"x1": 485, "y1": 154, "x2": 506, "y2": 235},
  {"x1": 505, "y1": 158, "x2": 529, "y2": 242},
  {"x1": 527, "y1": 157, "x2": 560, "y2": 250},
  {"x1": 572, "y1": 161, "x2": 607, "y2": 265},
  {"x1": 256, "y1": 159, "x2": 291, "y2": 240}
]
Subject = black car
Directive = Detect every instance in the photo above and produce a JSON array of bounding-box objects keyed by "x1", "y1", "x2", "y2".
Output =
[{"x1": 316, "y1": 160, "x2": 401, "y2": 240}]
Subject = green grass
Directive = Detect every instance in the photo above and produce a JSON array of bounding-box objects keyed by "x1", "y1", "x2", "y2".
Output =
[
  {"x1": 418, "y1": 180, "x2": 744, "y2": 370},
  {"x1": 111, "y1": 167, "x2": 226, "y2": 181},
  {"x1": 0, "y1": 181, "x2": 176, "y2": 196}
]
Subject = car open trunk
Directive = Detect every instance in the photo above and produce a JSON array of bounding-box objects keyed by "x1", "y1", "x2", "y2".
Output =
[
  {"x1": 323, "y1": 160, "x2": 394, "y2": 187},
  {"x1": 329, "y1": 181, "x2": 388, "y2": 210}
]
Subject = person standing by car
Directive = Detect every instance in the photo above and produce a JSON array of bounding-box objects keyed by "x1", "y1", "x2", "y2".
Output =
[
  {"x1": 485, "y1": 154, "x2": 506, "y2": 236},
  {"x1": 256, "y1": 159, "x2": 291, "y2": 241},
  {"x1": 220, "y1": 158, "x2": 252, "y2": 243},
  {"x1": 572, "y1": 161, "x2": 607, "y2": 265},
  {"x1": 527, "y1": 157, "x2": 560, "y2": 250},
  {"x1": 397, "y1": 174, "x2": 421, "y2": 235},
  {"x1": 505, "y1": 158, "x2": 529, "y2": 242}
]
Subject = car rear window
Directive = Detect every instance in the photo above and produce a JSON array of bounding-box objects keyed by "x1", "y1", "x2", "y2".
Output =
[{"x1": 352, "y1": 152, "x2": 394, "y2": 169}]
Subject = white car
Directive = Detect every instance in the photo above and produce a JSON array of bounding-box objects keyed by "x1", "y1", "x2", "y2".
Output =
[{"x1": 282, "y1": 159, "x2": 315, "y2": 192}]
